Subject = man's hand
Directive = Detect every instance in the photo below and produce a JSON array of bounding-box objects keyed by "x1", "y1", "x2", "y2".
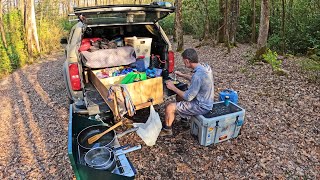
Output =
[
  {"x1": 174, "y1": 71, "x2": 184, "y2": 77},
  {"x1": 166, "y1": 80, "x2": 176, "y2": 90}
]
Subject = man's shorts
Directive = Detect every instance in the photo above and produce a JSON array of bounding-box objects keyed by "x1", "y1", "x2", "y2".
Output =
[{"x1": 176, "y1": 100, "x2": 210, "y2": 118}]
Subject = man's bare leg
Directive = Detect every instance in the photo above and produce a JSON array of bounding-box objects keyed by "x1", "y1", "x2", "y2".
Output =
[
  {"x1": 160, "y1": 102, "x2": 176, "y2": 136},
  {"x1": 165, "y1": 102, "x2": 176, "y2": 127}
]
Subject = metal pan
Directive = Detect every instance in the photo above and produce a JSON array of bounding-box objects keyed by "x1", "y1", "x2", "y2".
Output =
[
  {"x1": 77, "y1": 125, "x2": 138, "y2": 150},
  {"x1": 84, "y1": 145, "x2": 141, "y2": 171}
]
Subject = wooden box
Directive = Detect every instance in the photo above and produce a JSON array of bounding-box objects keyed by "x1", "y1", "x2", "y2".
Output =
[{"x1": 89, "y1": 70, "x2": 163, "y2": 113}]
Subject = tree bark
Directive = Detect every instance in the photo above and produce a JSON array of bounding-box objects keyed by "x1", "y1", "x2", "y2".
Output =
[
  {"x1": 225, "y1": 0, "x2": 230, "y2": 53},
  {"x1": 173, "y1": 0, "x2": 177, "y2": 42},
  {"x1": 203, "y1": 0, "x2": 210, "y2": 40},
  {"x1": 229, "y1": 0, "x2": 240, "y2": 45},
  {"x1": 0, "y1": 0, "x2": 8, "y2": 49},
  {"x1": 256, "y1": 0, "x2": 270, "y2": 58},
  {"x1": 281, "y1": 0, "x2": 285, "y2": 55},
  {"x1": 175, "y1": 0, "x2": 183, "y2": 51},
  {"x1": 25, "y1": 0, "x2": 41, "y2": 57},
  {"x1": 218, "y1": 0, "x2": 226, "y2": 43},
  {"x1": 251, "y1": 0, "x2": 256, "y2": 43}
]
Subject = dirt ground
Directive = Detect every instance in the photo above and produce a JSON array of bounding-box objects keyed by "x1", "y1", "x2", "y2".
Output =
[{"x1": 0, "y1": 36, "x2": 319, "y2": 179}]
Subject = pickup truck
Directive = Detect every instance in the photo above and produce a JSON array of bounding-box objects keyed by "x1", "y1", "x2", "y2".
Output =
[
  {"x1": 62, "y1": 3, "x2": 176, "y2": 179},
  {"x1": 62, "y1": 4, "x2": 176, "y2": 120}
]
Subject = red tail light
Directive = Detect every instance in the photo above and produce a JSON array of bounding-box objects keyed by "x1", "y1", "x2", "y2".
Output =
[
  {"x1": 68, "y1": 63, "x2": 81, "y2": 91},
  {"x1": 168, "y1": 51, "x2": 175, "y2": 73}
]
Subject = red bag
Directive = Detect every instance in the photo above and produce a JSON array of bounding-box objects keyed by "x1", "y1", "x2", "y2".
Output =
[
  {"x1": 81, "y1": 38, "x2": 101, "y2": 44},
  {"x1": 79, "y1": 41, "x2": 91, "y2": 52}
]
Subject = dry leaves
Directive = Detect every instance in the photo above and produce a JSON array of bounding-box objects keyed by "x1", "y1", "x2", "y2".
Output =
[{"x1": 0, "y1": 36, "x2": 319, "y2": 179}]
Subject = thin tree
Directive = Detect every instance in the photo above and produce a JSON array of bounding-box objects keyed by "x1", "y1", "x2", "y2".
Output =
[
  {"x1": 218, "y1": 0, "x2": 226, "y2": 43},
  {"x1": 25, "y1": 0, "x2": 41, "y2": 58},
  {"x1": 225, "y1": 0, "x2": 230, "y2": 53},
  {"x1": 202, "y1": 0, "x2": 210, "y2": 40},
  {"x1": 0, "y1": 0, "x2": 8, "y2": 48},
  {"x1": 175, "y1": 0, "x2": 183, "y2": 51},
  {"x1": 172, "y1": 0, "x2": 177, "y2": 42},
  {"x1": 255, "y1": 0, "x2": 270, "y2": 59},
  {"x1": 281, "y1": 0, "x2": 285, "y2": 55},
  {"x1": 251, "y1": 0, "x2": 256, "y2": 43},
  {"x1": 229, "y1": 0, "x2": 240, "y2": 46}
]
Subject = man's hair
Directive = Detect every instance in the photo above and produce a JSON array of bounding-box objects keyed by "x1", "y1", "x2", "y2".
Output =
[{"x1": 181, "y1": 48, "x2": 198, "y2": 63}]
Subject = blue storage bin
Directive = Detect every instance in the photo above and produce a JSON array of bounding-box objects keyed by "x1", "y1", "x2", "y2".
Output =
[{"x1": 219, "y1": 89, "x2": 238, "y2": 104}]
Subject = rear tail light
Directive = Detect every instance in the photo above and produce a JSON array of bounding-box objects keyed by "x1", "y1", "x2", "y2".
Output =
[
  {"x1": 168, "y1": 51, "x2": 175, "y2": 73},
  {"x1": 68, "y1": 63, "x2": 81, "y2": 91}
]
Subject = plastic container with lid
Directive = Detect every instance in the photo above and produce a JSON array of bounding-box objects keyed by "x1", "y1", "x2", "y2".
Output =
[{"x1": 219, "y1": 89, "x2": 238, "y2": 104}]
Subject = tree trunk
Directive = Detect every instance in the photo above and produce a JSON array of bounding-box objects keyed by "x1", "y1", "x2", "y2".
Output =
[
  {"x1": 251, "y1": 0, "x2": 256, "y2": 43},
  {"x1": 218, "y1": 0, "x2": 226, "y2": 43},
  {"x1": 0, "y1": 0, "x2": 8, "y2": 49},
  {"x1": 256, "y1": 0, "x2": 270, "y2": 58},
  {"x1": 281, "y1": 0, "x2": 285, "y2": 55},
  {"x1": 229, "y1": 0, "x2": 240, "y2": 45},
  {"x1": 68, "y1": 0, "x2": 73, "y2": 13},
  {"x1": 225, "y1": 0, "x2": 230, "y2": 53},
  {"x1": 202, "y1": 0, "x2": 210, "y2": 40},
  {"x1": 173, "y1": 0, "x2": 177, "y2": 42},
  {"x1": 175, "y1": 0, "x2": 183, "y2": 51},
  {"x1": 25, "y1": 0, "x2": 41, "y2": 58}
]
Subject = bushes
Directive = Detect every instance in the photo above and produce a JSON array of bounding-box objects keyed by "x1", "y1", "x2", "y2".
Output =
[
  {"x1": 38, "y1": 19, "x2": 65, "y2": 54},
  {"x1": 262, "y1": 49, "x2": 281, "y2": 71},
  {"x1": 0, "y1": 9, "x2": 28, "y2": 78},
  {"x1": 0, "y1": 10, "x2": 66, "y2": 78}
]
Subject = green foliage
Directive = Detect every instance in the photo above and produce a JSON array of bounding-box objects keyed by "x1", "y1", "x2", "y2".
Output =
[
  {"x1": 267, "y1": 0, "x2": 320, "y2": 55},
  {"x1": 0, "y1": 39, "x2": 11, "y2": 78},
  {"x1": 3, "y1": 10, "x2": 28, "y2": 68},
  {"x1": 300, "y1": 58, "x2": 320, "y2": 82},
  {"x1": 38, "y1": 18, "x2": 65, "y2": 54},
  {"x1": 60, "y1": 19, "x2": 77, "y2": 31},
  {"x1": 262, "y1": 49, "x2": 281, "y2": 71},
  {"x1": 268, "y1": 34, "x2": 282, "y2": 52},
  {"x1": 159, "y1": 13, "x2": 175, "y2": 35}
]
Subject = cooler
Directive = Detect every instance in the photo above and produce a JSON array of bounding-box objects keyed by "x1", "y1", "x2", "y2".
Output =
[{"x1": 191, "y1": 101, "x2": 245, "y2": 146}]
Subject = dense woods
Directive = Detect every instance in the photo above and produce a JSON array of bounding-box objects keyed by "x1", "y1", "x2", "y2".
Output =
[{"x1": 0, "y1": 0, "x2": 319, "y2": 78}]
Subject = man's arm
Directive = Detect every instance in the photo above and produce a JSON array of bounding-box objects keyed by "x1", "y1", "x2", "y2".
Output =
[
  {"x1": 166, "y1": 75, "x2": 201, "y2": 101},
  {"x1": 175, "y1": 71, "x2": 192, "y2": 81}
]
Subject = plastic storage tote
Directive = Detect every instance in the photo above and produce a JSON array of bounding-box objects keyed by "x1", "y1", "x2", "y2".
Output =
[
  {"x1": 124, "y1": 37, "x2": 152, "y2": 68},
  {"x1": 191, "y1": 101, "x2": 245, "y2": 146}
]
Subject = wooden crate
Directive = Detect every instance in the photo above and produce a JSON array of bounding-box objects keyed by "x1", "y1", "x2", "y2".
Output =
[{"x1": 89, "y1": 70, "x2": 163, "y2": 113}]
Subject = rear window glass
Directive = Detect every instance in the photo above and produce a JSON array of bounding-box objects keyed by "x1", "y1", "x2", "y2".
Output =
[{"x1": 71, "y1": 11, "x2": 170, "y2": 24}]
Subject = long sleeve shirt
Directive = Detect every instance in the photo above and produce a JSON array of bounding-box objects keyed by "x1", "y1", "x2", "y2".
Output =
[{"x1": 183, "y1": 64, "x2": 214, "y2": 110}]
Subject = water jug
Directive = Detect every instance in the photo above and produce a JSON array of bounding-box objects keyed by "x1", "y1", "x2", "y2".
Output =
[{"x1": 219, "y1": 89, "x2": 238, "y2": 104}]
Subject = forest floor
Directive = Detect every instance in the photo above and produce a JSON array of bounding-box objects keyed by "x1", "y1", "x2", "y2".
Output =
[{"x1": 0, "y1": 36, "x2": 319, "y2": 179}]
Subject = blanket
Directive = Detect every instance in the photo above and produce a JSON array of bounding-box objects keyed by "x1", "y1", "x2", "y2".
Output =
[{"x1": 81, "y1": 46, "x2": 136, "y2": 68}]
